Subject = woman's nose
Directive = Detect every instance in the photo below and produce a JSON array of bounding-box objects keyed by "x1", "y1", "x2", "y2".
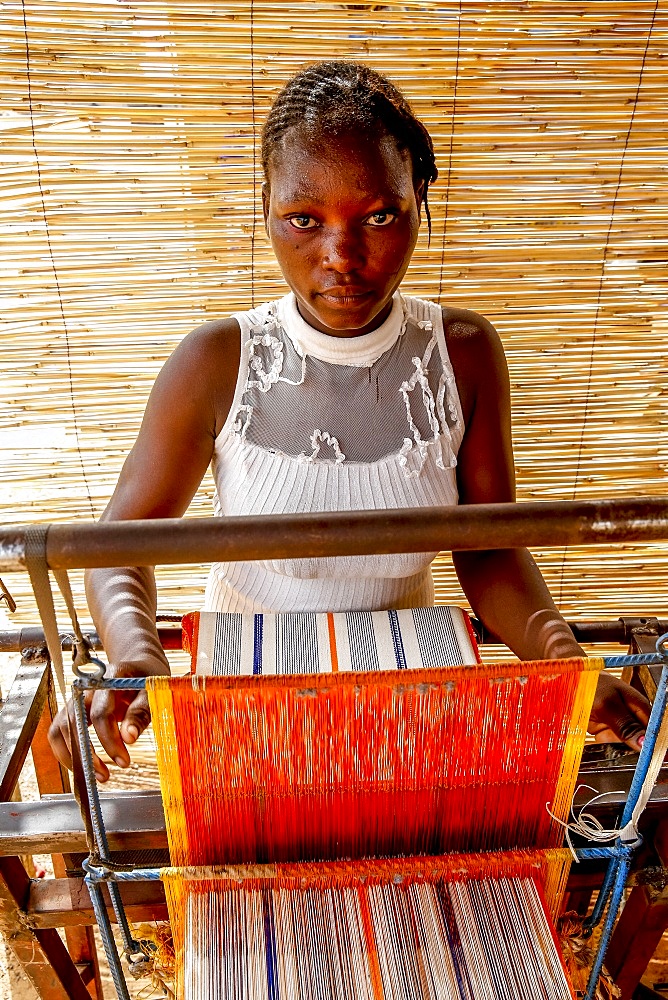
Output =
[{"x1": 321, "y1": 227, "x2": 365, "y2": 271}]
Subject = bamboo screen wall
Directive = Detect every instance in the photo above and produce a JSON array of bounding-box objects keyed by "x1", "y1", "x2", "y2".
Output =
[{"x1": 1, "y1": 1, "x2": 667, "y2": 637}]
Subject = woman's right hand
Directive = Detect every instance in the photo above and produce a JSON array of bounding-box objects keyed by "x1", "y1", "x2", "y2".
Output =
[{"x1": 48, "y1": 659, "x2": 170, "y2": 782}]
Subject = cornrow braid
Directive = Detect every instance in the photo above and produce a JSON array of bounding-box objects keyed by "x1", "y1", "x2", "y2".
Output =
[{"x1": 261, "y1": 61, "x2": 438, "y2": 237}]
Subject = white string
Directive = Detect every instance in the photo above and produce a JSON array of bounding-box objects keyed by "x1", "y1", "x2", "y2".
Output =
[
  {"x1": 621, "y1": 700, "x2": 668, "y2": 843},
  {"x1": 546, "y1": 785, "x2": 630, "y2": 861},
  {"x1": 548, "y1": 698, "x2": 668, "y2": 861}
]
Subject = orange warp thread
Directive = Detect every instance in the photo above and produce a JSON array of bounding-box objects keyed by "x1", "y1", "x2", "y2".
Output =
[{"x1": 147, "y1": 659, "x2": 598, "y2": 869}]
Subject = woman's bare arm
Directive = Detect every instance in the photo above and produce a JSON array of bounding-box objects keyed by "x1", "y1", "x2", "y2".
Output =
[
  {"x1": 445, "y1": 309, "x2": 649, "y2": 749},
  {"x1": 49, "y1": 318, "x2": 241, "y2": 778}
]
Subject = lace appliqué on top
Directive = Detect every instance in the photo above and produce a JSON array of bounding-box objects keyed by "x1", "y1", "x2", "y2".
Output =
[
  {"x1": 398, "y1": 320, "x2": 457, "y2": 478},
  {"x1": 232, "y1": 307, "x2": 305, "y2": 440},
  {"x1": 232, "y1": 302, "x2": 459, "y2": 477}
]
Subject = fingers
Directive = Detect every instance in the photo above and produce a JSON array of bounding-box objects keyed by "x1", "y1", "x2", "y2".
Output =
[
  {"x1": 590, "y1": 674, "x2": 649, "y2": 752},
  {"x1": 606, "y1": 708, "x2": 645, "y2": 752},
  {"x1": 48, "y1": 694, "x2": 111, "y2": 782},
  {"x1": 119, "y1": 690, "x2": 152, "y2": 745},
  {"x1": 48, "y1": 686, "x2": 153, "y2": 782},
  {"x1": 90, "y1": 688, "x2": 152, "y2": 770},
  {"x1": 48, "y1": 708, "x2": 73, "y2": 770},
  {"x1": 618, "y1": 683, "x2": 651, "y2": 728}
]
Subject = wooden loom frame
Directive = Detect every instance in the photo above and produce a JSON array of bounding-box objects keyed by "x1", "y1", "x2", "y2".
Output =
[{"x1": 0, "y1": 497, "x2": 667, "y2": 999}]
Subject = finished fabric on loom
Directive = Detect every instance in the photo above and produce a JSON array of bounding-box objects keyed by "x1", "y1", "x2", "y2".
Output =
[{"x1": 181, "y1": 606, "x2": 480, "y2": 675}]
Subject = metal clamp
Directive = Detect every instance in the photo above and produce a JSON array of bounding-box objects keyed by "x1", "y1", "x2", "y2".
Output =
[{"x1": 72, "y1": 654, "x2": 107, "y2": 684}]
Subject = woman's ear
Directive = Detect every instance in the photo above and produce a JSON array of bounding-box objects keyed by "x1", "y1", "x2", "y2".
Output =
[{"x1": 262, "y1": 182, "x2": 270, "y2": 234}]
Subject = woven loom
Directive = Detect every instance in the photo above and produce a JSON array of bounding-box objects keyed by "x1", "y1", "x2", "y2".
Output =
[{"x1": 143, "y1": 607, "x2": 601, "y2": 998}]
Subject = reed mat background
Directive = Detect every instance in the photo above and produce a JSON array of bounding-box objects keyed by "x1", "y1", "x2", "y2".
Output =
[{"x1": 1, "y1": 1, "x2": 667, "y2": 646}]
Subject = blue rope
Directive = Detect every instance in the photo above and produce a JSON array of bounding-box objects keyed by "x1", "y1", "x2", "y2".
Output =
[{"x1": 575, "y1": 846, "x2": 628, "y2": 862}]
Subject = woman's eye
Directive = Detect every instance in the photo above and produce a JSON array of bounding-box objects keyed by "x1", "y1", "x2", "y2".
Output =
[
  {"x1": 367, "y1": 211, "x2": 396, "y2": 227},
  {"x1": 288, "y1": 216, "x2": 317, "y2": 230}
]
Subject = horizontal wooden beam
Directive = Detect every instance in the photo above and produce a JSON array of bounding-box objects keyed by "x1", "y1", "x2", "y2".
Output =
[
  {"x1": 27, "y1": 875, "x2": 168, "y2": 929},
  {"x1": 0, "y1": 791, "x2": 167, "y2": 857},
  {"x1": 22, "y1": 862, "x2": 618, "y2": 931}
]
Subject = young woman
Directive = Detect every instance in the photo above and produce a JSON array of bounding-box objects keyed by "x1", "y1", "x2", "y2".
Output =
[{"x1": 49, "y1": 61, "x2": 648, "y2": 780}]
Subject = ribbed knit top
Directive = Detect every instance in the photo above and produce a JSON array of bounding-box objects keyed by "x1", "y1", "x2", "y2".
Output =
[{"x1": 203, "y1": 291, "x2": 465, "y2": 613}]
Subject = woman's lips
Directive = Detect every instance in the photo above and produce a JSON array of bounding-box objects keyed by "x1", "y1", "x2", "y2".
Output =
[{"x1": 318, "y1": 289, "x2": 372, "y2": 306}]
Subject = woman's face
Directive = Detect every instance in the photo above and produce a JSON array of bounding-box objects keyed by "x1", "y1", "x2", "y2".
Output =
[{"x1": 263, "y1": 127, "x2": 423, "y2": 337}]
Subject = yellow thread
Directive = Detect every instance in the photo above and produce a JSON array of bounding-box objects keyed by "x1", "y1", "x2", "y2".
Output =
[
  {"x1": 161, "y1": 870, "x2": 186, "y2": 1000},
  {"x1": 542, "y1": 848, "x2": 573, "y2": 920},
  {"x1": 550, "y1": 658, "x2": 603, "y2": 839},
  {"x1": 146, "y1": 677, "x2": 189, "y2": 867}
]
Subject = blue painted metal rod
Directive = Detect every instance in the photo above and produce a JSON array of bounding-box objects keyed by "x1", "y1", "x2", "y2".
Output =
[
  {"x1": 84, "y1": 877, "x2": 133, "y2": 1000},
  {"x1": 584, "y1": 853, "x2": 633, "y2": 1000},
  {"x1": 584, "y1": 636, "x2": 668, "y2": 996},
  {"x1": 603, "y1": 653, "x2": 662, "y2": 668},
  {"x1": 86, "y1": 866, "x2": 163, "y2": 883},
  {"x1": 72, "y1": 687, "x2": 112, "y2": 858},
  {"x1": 620, "y1": 660, "x2": 668, "y2": 829},
  {"x1": 74, "y1": 688, "x2": 141, "y2": 958},
  {"x1": 75, "y1": 676, "x2": 147, "y2": 691},
  {"x1": 582, "y1": 657, "x2": 668, "y2": 933},
  {"x1": 72, "y1": 652, "x2": 662, "y2": 692}
]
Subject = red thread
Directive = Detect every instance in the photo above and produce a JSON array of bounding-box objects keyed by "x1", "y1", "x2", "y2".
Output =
[
  {"x1": 327, "y1": 613, "x2": 339, "y2": 673},
  {"x1": 155, "y1": 662, "x2": 586, "y2": 867}
]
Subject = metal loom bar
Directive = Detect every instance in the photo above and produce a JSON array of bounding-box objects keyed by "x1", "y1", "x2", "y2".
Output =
[{"x1": 1, "y1": 496, "x2": 667, "y2": 572}]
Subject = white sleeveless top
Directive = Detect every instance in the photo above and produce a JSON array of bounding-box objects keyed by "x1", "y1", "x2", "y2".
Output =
[{"x1": 203, "y1": 291, "x2": 465, "y2": 613}]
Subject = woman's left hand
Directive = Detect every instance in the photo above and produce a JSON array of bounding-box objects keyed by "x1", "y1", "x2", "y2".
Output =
[{"x1": 587, "y1": 671, "x2": 650, "y2": 751}]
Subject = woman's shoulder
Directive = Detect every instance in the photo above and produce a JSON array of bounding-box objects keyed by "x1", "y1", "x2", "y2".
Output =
[
  {"x1": 152, "y1": 315, "x2": 243, "y2": 439},
  {"x1": 441, "y1": 303, "x2": 498, "y2": 341},
  {"x1": 402, "y1": 294, "x2": 498, "y2": 344},
  {"x1": 179, "y1": 297, "x2": 280, "y2": 357},
  {"x1": 181, "y1": 314, "x2": 241, "y2": 355},
  {"x1": 433, "y1": 302, "x2": 507, "y2": 426},
  {"x1": 171, "y1": 315, "x2": 242, "y2": 386}
]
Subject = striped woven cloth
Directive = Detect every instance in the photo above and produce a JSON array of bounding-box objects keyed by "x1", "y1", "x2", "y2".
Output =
[{"x1": 182, "y1": 607, "x2": 480, "y2": 676}]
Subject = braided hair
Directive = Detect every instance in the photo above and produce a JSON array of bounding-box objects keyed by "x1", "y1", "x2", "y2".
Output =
[{"x1": 261, "y1": 61, "x2": 438, "y2": 237}]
